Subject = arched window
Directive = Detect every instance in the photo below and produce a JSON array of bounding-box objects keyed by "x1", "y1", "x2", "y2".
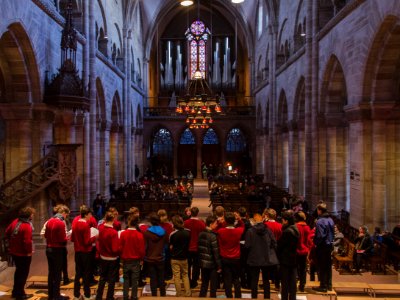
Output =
[
  {"x1": 203, "y1": 128, "x2": 219, "y2": 144},
  {"x1": 257, "y1": 2, "x2": 264, "y2": 38},
  {"x1": 152, "y1": 128, "x2": 173, "y2": 157},
  {"x1": 186, "y1": 20, "x2": 210, "y2": 79},
  {"x1": 180, "y1": 128, "x2": 195, "y2": 144},
  {"x1": 226, "y1": 128, "x2": 246, "y2": 152}
]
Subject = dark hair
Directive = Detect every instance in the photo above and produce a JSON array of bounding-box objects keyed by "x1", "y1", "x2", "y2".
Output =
[
  {"x1": 225, "y1": 212, "x2": 235, "y2": 225},
  {"x1": 205, "y1": 215, "x2": 217, "y2": 227},
  {"x1": 128, "y1": 215, "x2": 139, "y2": 227},
  {"x1": 149, "y1": 212, "x2": 160, "y2": 226},
  {"x1": 191, "y1": 207, "x2": 199, "y2": 217},
  {"x1": 18, "y1": 207, "x2": 35, "y2": 219},
  {"x1": 80, "y1": 205, "x2": 92, "y2": 218},
  {"x1": 281, "y1": 210, "x2": 295, "y2": 225},
  {"x1": 237, "y1": 207, "x2": 247, "y2": 218},
  {"x1": 172, "y1": 215, "x2": 184, "y2": 229}
]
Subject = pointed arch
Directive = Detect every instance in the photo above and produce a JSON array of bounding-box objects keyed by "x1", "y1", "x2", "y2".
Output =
[{"x1": 96, "y1": 78, "x2": 106, "y2": 121}]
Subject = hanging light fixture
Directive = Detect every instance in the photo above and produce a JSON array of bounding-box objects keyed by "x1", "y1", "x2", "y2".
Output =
[
  {"x1": 231, "y1": 0, "x2": 245, "y2": 3},
  {"x1": 181, "y1": 0, "x2": 194, "y2": 6},
  {"x1": 175, "y1": 0, "x2": 222, "y2": 129}
]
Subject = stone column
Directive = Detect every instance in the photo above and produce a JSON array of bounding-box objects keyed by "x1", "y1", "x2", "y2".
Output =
[
  {"x1": 102, "y1": 121, "x2": 111, "y2": 197},
  {"x1": 123, "y1": 28, "x2": 131, "y2": 182},
  {"x1": 288, "y1": 121, "x2": 298, "y2": 195},
  {"x1": 110, "y1": 123, "x2": 120, "y2": 186},
  {"x1": 74, "y1": 113, "x2": 86, "y2": 204},
  {"x1": 82, "y1": 0, "x2": 90, "y2": 204},
  {"x1": 89, "y1": 0, "x2": 97, "y2": 199}
]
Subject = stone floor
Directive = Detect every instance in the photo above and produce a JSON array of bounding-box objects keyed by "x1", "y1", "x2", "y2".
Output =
[{"x1": 0, "y1": 179, "x2": 399, "y2": 299}]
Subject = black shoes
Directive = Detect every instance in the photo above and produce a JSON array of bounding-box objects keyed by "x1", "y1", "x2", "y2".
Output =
[
  {"x1": 13, "y1": 294, "x2": 34, "y2": 300},
  {"x1": 312, "y1": 286, "x2": 327, "y2": 293}
]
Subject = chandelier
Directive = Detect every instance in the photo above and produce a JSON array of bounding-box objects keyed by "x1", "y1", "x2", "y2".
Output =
[{"x1": 176, "y1": 72, "x2": 222, "y2": 129}]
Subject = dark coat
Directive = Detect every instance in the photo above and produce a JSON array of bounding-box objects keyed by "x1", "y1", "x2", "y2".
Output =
[
  {"x1": 245, "y1": 222, "x2": 279, "y2": 266},
  {"x1": 198, "y1": 228, "x2": 221, "y2": 270},
  {"x1": 278, "y1": 224, "x2": 299, "y2": 266}
]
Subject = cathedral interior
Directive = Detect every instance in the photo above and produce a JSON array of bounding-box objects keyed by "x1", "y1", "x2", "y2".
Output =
[{"x1": 0, "y1": 0, "x2": 399, "y2": 239}]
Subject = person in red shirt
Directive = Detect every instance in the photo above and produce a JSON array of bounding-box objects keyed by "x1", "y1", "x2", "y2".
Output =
[
  {"x1": 120, "y1": 214, "x2": 145, "y2": 300},
  {"x1": 184, "y1": 207, "x2": 206, "y2": 288},
  {"x1": 263, "y1": 208, "x2": 282, "y2": 290},
  {"x1": 44, "y1": 204, "x2": 70, "y2": 300},
  {"x1": 96, "y1": 211, "x2": 120, "y2": 300},
  {"x1": 217, "y1": 212, "x2": 244, "y2": 298},
  {"x1": 6, "y1": 206, "x2": 35, "y2": 300},
  {"x1": 295, "y1": 211, "x2": 312, "y2": 292},
  {"x1": 71, "y1": 205, "x2": 98, "y2": 300}
]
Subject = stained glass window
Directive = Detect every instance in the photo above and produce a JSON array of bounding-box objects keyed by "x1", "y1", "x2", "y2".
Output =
[
  {"x1": 153, "y1": 128, "x2": 173, "y2": 157},
  {"x1": 203, "y1": 128, "x2": 219, "y2": 144},
  {"x1": 186, "y1": 20, "x2": 210, "y2": 79},
  {"x1": 180, "y1": 128, "x2": 195, "y2": 144},
  {"x1": 226, "y1": 128, "x2": 246, "y2": 152}
]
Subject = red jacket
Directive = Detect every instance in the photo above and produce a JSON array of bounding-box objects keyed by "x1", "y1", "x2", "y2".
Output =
[
  {"x1": 97, "y1": 224, "x2": 120, "y2": 259},
  {"x1": 71, "y1": 218, "x2": 96, "y2": 253},
  {"x1": 296, "y1": 221, "x2": 312, "y2": 256},
  {"x1": 217, "y1": 220, "x2": 244, "y2": 259},
  {"x1": 45, "y1": 217, "x2": 68, "y2": 247},
  {"x1": 120, "y1": 228, "x2": 145, "y2": 260},
  {"x1": 5, "y1": 219, "x2": 33, "y2": 256},
  {"x1": 264, "y1": 220, "x2": 282, "y2": 241},
  {"x1": 184, "y1": 217, "x2": 206, "y2": 252},
  {"x1": 160, "y1": 222, "x2": 174, "y2": 236}
]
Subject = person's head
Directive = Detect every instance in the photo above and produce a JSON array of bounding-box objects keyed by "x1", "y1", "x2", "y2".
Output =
[
  {"x1": 214, "y1": 205, "x2": 225, "y2": 218},
  {"x1": 108, "y1": 207, "x2": 119, "y2": 218},
  {"x1": 190, "y1": 206, "x2": 199, "y2": 217},
  {"x1": 359, "y1": 225, "x2": 369, "y2": 235},
  {"x1": 316, "y1": 202, "x2": 327, "y2": 215},
  {"x1": 184, "y1": 207, "x2": 191, "y2": 217},
  {"x1": 80, "y1": 205, "x2": 92, "y2": 219},
  {"x1": 281, "y1": 210, "x2": 295, "y2": 226},
  {"x1": 264, "y1": 208, "x2": 277, "y2": 220},
  {"x1": 237, "y1": 207, "x2": 247, "y2": 218},
  {"x1": 149, "y1": 212, "x2": 160, "y2": 226},
  {"x1": 18, "y1": 207, "x2": 35, "y2": 220},
  {"x1": 54, "y1": 204, "x2": 70, "y2": 218},
  {"x1": 171, "y1": 215, "x2": 184, "y2": 230},
  {"x1": 128, "y1": 215, "x2": 139, "y2": 228},
  {"x1": 253, "y1": 213, "x2": 263, "y2": 223},
  {"x1": 158, "y1": 209, "x2": 169, "y2": 223},
  {"x1": 294, "y1": 211, "x2": 306, "y2": 223},
  {"x1": 205, "y1": 215, "x2": 218, "y2": 230},
  {"x1": 104, "y1": 211, "x2": 115, "y2": 224},
  {"x1": 224, "y1": 212, "x2": 236, "y2": 226},
  {"x1": 129, "y1": 206, "x2": 140, "y2": 219}
]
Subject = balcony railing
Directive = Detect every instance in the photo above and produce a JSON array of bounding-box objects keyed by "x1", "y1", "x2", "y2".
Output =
[{"x1": 144, "y1": 106, "x2": 255, "y2": 118}]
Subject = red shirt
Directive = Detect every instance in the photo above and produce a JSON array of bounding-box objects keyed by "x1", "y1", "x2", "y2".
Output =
[
  {"x1": 71, "y1": 218, "x2": 96, "y2": 253},
  {"x1": 296, "y1": 222, "x2": 312, "y2": 256},
  {"x1": 184, "y1": 217, "x2": 206, "y2": 252},
  {"x1": 45, "y1": 217, "x2": 68, "y2": 247},
  {"x1": 217, "y1": 223, "x2": 244, "y2": 259},
  {"x1": 264, "y1": 220, "x2": 283, "y2": 241},
  {"x1": 160, "y1": 222, "x2": 174, "y2": 236},
  {"x1": 97, "y1": 224, "x2": 120, "y2": 259},
  {"x1": 5, "y1": 219, "x2": 33, "y2": 256},
  {"x1": 120, "y1": 228, "x2": 145, "y2": 260}
]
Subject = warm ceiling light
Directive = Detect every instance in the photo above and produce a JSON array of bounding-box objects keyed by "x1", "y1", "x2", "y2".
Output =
[
  {"x1": 181, "y1": 0, "x2": 194, "y2": 6},
  {"x1": 231, "y1": 0, "x2": 245, "y2": 3}
]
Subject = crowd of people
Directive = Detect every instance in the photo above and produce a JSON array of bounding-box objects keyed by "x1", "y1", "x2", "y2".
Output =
[{"x1": 5, "y1": 195, "x2": 400, "y2": 300}]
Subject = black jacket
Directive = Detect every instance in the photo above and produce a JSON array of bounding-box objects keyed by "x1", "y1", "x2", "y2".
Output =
[
  {"x1": 245, "y1": 222, "x2": 279, "y2": 266},
  {"x1": 198, "y1": 228, "x2": 221, "y2": 269},
  {"x1": 169, "y1": 228, "x2": 190, "y2": 260},
  {"x1": 278, "y1": 224, "x2": 299, "y2": 266}
]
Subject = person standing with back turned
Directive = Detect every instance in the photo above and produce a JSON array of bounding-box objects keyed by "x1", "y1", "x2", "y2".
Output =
[{"x1": 312, "y1": 203, "x2": 334, "y2": 292}]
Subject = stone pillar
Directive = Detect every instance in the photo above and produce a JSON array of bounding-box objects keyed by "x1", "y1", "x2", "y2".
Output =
[
  {"x1": 288, "y1": 121, "x2": 298, "y2": 195},
  {"x1": 89, "y1": 0, "x2": 97, "y2": 199},
  {"x1": 98, "y1": 120, "x2": 110, "y2": 197},
  {"x1": 123, "y1": 28, "x2": 131, "y2": 182},
  {"x1": 110, "y1": 123, "x2": 120, "y2": 186},
  {"x1": 74, "y1": 113, "x2": 86, "y2": 204}
]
